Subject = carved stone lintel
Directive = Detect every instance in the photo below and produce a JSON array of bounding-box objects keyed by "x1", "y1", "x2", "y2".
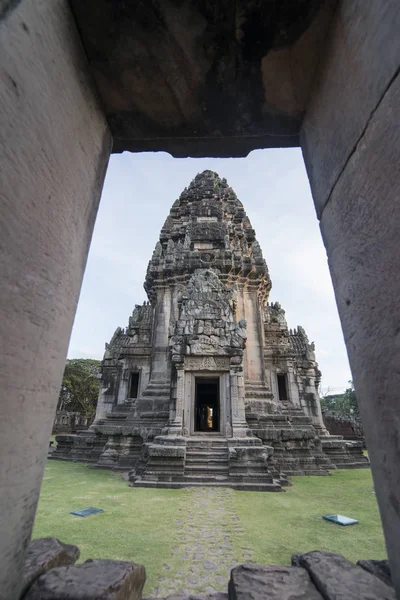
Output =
[{"x1": 184, "y1": 356, "x2": 230, "y2": 371}]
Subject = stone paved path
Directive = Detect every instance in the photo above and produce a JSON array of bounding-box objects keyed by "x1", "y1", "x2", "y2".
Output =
[{"x1": 151, "y1": 487, "x2": 255, "y2": 597}]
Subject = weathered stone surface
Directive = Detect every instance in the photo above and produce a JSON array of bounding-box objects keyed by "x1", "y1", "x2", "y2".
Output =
[
  {"x1": 70, "y1": 1, "x2": 335, "y2": 157},
  {"x1": 144, "y1": 595, "x2": 227, "y2": 600},
  {"x1": 357, "y1": 560, "x2": 392, "y2": 588},
  {"x1": 24, "y1": 559, "x2": 146, "y2": 600},
  {"x1": 301, "y1": 0, "x2": 400, "y2": 215},
  {"x1": 292, "y1": 551, "x2": 396, "y2": 599},
  {"x1": 316, "y1": 72, "x2": 400, "y2": 593},
  {"x1": 0, "y1": 1, "x2": 111, "y2": 597},
  {"x1": 228, "y1": 564, "x2": 323, "y2": 599},
  {"x1": 22, "y1": 538, "x2": 80, "y2": 596}
]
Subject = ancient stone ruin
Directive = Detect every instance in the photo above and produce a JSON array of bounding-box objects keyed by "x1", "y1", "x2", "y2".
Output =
[
  {"x1": 54, "y1": 171, "x2": 368, "y2": 489},
  {"x1": 52, "y1": 411, "x2": 94, "y2": 434}
]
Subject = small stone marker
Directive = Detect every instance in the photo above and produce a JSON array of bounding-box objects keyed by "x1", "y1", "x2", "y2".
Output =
[
  {"x1": 71, "y1": 507, "x2": 103, "y2": 517},
  {"x1": 323, "y1": 514, "x2": 358, "y2": 526}
]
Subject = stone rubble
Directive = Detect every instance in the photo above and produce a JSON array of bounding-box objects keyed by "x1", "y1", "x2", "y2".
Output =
[{"x1": 21, "y1": 538, "x2": 391, "y2": 600}]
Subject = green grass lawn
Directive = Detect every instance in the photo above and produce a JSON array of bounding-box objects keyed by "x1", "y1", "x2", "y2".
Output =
[
  {"x1": 231, "y1": 470, "x2": 385, "y2": 565},
  {"x1": 33, "y1": 461, "x2": 385, "y2": 593}
]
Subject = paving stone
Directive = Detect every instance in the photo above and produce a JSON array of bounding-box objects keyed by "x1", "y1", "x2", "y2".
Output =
[{"x1": 204, "y1": 561, "x2": 218, "y2": 571}]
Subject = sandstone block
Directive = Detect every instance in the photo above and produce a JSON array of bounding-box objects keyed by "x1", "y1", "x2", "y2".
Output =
[
  {"x1": 292, "y1": 551, "x2": 395, "y2": 599},
  {"x1": 22, "y1": 537, "x2": 80, "y2": 596},
  {"x1": 228, "y1": 564, "x2": 323, "y2": 599},
  {"x1": 144, "y1": 595, "x2": 228, "y2": 600},
  {"x1": 357, "y1": 559, "x2": 392, "y2": 587},
  {"x1": 24, "y1": 558, "x2": 146, "y2": 600}
]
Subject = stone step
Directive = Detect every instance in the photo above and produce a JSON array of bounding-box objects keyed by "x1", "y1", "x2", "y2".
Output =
[
  {"x1": 104, "y1": 413, "x2": 127, "y2": 420},
  {"x1": 186, "y1": 447, "x2": 228, "y2": 455},
  {"x1": 185, "y1": 458, "x2": 229, "y2": 466},
  {"x1": 185, "y1": 462, "x2": 228, "y2": 473},
  {"x1": 133, "y1": 480, "x2": 282, "y2": 491},
  {"x1": 183, "y1": 474, "x2": 229, "y2": 483}
]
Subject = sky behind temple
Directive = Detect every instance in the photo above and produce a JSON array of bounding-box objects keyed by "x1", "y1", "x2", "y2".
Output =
[{"x1": 68, "y1": 148, "x2": 352, "y2": 394}]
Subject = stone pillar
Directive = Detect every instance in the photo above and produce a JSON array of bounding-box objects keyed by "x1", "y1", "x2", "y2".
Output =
[
  {"x1": 117, "y1": 368, "x2": 129, "y2": 405},
  {"x1": 301, "y1": 1, "x2": 400, "y2": 593},
  {"x1": 230, "y1": 369, "x2": 247, "y2": 436},
  {"x1": 0, "y1": 2, "x2": 111, "y2": 598},
  {"x1": 150, "y1": 287, "x2": 172, "y2": 380},
  {"x1": 167, "y1": 366, "x2": 184, "y2": 433},
  {"x1": 242, "y1": 287, "x2": 265, "y2": 384}
]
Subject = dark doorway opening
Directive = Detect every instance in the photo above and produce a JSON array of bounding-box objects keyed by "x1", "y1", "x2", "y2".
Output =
[
  {"x1": 195, "y1": 377, "x2": 220, "y2": 432},
  {"x1": 277, "y1": 373, "x2": 288, "y2": 401},
  {"x1": 129, "y1": 372, "x2": 139, "y2": 399}
]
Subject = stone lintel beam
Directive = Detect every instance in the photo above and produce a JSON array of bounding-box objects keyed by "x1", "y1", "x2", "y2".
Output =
[{"x1": 69, "y1": 0, "x2": 335, "y2": 156}]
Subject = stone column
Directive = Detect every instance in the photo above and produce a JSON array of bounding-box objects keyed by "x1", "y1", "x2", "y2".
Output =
[
  {"x1": 0, "y1": 2, "x2": 111, "y2": 598},
  {"x1": 150, "y1": 287, "x2": 172, "y2": 380},
  {"x1": 167, "y1": 366, "x2": 184, "y2": 434},
  {"x1": 242, "y1": 286, "x2": 265, "y2": 384},
  {"x1": 301, "y1": 1, "x2": 400, "y2": 593},
  {"x1": 230, "y1": 368, "x2": 248, "y2": 437}
]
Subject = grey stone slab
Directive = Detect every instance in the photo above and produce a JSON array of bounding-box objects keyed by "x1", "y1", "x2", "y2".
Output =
[
  {"x1": 144, "y1": 595, "x2": 228, "y2": 600},
  {"x1": 357, "y1": 560, "x2": 392, "y2": 588},
  {"x1": 22, "y1": 537, "x2": 80, "y2": 597},
  {"x1": 301, "y1": 0, "x2": 400, "y2": 215},
  {"x1": 292, "y1": 551, "x2": 396, "y2": 600},
  {"x1": 24, "y1": 558, "x2": 146, "y2": 600},
  {"x1": 318, "y1": 71, "x2": 400, "y2": 593},
  {"x1": 0, "y1": 0, "x2": 111, "y2": 596},
  {"x1": 228, "y1": 564, "x2": 323, "y2": 600}
]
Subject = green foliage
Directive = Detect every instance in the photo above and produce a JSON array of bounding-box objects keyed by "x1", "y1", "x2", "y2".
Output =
[
  {"x1": 320, "y1": 380, "x2": 359, "y2": 419},
  {"x1": 57, "y1": 358, "x2": 101, "y2": 417}
]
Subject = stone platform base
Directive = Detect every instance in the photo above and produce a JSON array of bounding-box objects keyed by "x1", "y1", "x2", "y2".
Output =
[
  {"x1": 129, "y1": 434, "x2": 283, "y2": 492},
  {"x1": 132, "y1": 479, "x2": 281, "y2": 492}
]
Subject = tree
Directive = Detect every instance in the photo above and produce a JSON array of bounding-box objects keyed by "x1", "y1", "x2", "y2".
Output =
[
  {"x1": 320, "y1": 380, "x2": 359, "y2": 419},
  {"x1": 57, "y1": 358, "x2": 101, "y2": 417}
]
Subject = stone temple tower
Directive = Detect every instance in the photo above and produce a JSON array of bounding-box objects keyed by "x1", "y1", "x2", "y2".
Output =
[{"x1": 55, "y1": 171, "x2": 368, "y2": 490}]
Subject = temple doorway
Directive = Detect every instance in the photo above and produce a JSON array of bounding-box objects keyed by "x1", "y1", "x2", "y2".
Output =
[{"x1": 194, "y1": 377, "x2": 220, "y2": 432}]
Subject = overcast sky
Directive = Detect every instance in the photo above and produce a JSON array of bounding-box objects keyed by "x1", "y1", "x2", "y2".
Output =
[{"x1": 68, "y1": 148, "x2": 352, "y2": 394}]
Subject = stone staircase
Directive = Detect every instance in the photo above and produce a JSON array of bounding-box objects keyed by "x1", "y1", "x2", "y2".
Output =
[
  {"x1": 319, "y1": 434, "x2": 369, "y2": 469},
  {"x1": 131, "y1": 435, "x2": 282, "y2": 491},
  {"x1": 247, "y1": 402, "x2": 333, "y2": 476},
  {"x1": 183, "y1": 437, "x2": 230, "y2": 483}
]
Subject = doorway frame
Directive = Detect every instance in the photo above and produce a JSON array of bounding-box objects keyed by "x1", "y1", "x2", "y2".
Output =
[
  {"x1": 184, "y1": 371, "x2": 228, "y2": 436},
  {"x1": 194, "y1": 376, "x2": 220, "y2": 433}
]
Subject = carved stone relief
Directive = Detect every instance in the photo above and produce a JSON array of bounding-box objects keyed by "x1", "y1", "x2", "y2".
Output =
[{"x1": 184, "y1": 356, "x2": 230, "y2": 371}]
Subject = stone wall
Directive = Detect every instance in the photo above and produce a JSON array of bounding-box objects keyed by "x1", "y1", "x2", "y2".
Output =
[
  {"x1": 323, "y1": 413, "x2": 364, "y2": 443},
  {"x1": 52, "y1": 412, "x2": 94, "y2": 434}
]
